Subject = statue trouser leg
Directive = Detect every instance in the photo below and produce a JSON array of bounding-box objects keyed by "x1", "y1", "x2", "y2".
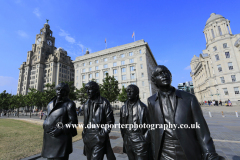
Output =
[
  {"x1": 84, "y1": 131, "x2": 105, "y2": 160},
  {"x1": 124, "y1": 134, "x2": 148, "y2": 160},
  {"x1": 47, "y1": 154, "x2": 69, "y2": 160}
]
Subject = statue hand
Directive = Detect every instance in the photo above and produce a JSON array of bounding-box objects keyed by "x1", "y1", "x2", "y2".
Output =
[{"x1": 49, "y1": 127, "x2": 63, "y2": 137}]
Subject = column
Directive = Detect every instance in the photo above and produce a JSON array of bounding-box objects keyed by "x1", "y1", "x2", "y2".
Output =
[{"x1": 227, "y1": 21, "x2": 232, "y2": 34}]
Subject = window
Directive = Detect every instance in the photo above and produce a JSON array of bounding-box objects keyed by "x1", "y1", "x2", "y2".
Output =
[
  {"x1": 228, "y1": 62, "x2": 233, "y2": 70},
  {"x1": 76, "y1": 76, "x2": 78, "y2": 80},
  {"x1": 114, "y1": 76, "x2": 118, "y2": 80},
  {"x1": 89, "y1": 74, "x2": 92, "y2": 79},
  {"x1": 104, "y1": 64, "x2": 108, "y2": 68},
  {"x1": 213, "y1": 46, "x2": 217, "y2": 51},
  {"x1": 121, "y1": 61, "x2": 125, "y2": 65},
  {"x1": 131, "y1": 82, "x2": 136, "y2": 85},
  {"x1": 82, "y1": 75, "x2": 85, "y2": 79},
  {"x1": 131, "y1": 73, "x2": 135, "y2": 79},
  {"x1": 129, "y1": 52, "x2": 133, "y2": 56},
  {"x1": 142, "y1": 81, "x2": 144, "y2": 86},
  {"x1": 130, "y1": 59, "x2": 134, "y2": 63},
  {"x1": 234, "y1": 87, "x2": 239, "y2": 94},
  {"x1": 95, "y1": 66, "x2": 99, "y2": 70},
  {"x1": 218, "y1": 26, "x2": 222, "y2": 36},
  {"x1": 225, "y1": 52, "x2": 230, "y2": 58},
  {"x1": 113, "y1": 69, "x2": 117, "y2": 74},
  {"x1": 217, "y1": 64, "x2": 222, "y2": 72},
  {"x1": 104, "y1": 71, "x2": 108, "y2": 76},
  {"x1": 113, "y1": 56, "x2": 116, "y2": 60},
  {"x1": 231, "y1": 75, "x2": 236, "y2": 82},
  {"x1": 143, "y1": 92, "x2": 146, "y2": 99},
  {"x1": 95, "y1": 60, "x2": 99, "y2": 63},
  {"x1": 140, "y1": 64, "x2": 143, "y2": 69},
  {"x1": 83, "y1": 63, "x2": 86, "y2": 66},
  {"x1": 139, "y1": 50, "x2": 142, "y2": 54},
  {"x1": 140, "y1": 57, "x2": 142, "y2": 61},
  {"x1": 211, "y1": 29, "x2": 215, "y2": 38},
  {"x1": 76, "y1": 83, "x2": 78, "y2": 87},
  {"x1": 122, "y1": 83, "x2": 127, "y2": 88},
  {"x1": 215, "y1": 54, "x2": 219, "y2": 61},
  {"x1": 82, "y1": 69, "x2": 85, "y2": 72},
  {"x1": 130, "y1": 66, "x2": 135, "y2": 71},
  {"x1": 96, "y1": 79, "x2": 99, "y2": 83},
  {"x1": 77, "y1": 70, "x2": 78, "y2": 74},
  {"x1": 95, "y1": 73, "x2": 99, "y2": 77},
  {"x1": 220, "y1": 77, "x2": 225, "y2": 83},
  {"x1": 121, "y1": 54, "x2": 125, "y2": 58},
  {"x1": 122, "y1": 75, "x2": 126, "y2": 80},
  {"x1": 104, "y1": 58, "x2": 108, "y2": 62},
  {"x1": 121, "y1": 68, "x2": 126, "y2": 73},
  {"x1": 223, "y1": 88, "x2": 228, "y2": 95},
  {"x1": 89, "y1": 61, "x2": 92, "y2": 65},
  {"x1": 223, "y1": 43, "x2": 227, "y2": 48},
  {"x1": 82, "y1": 81, "x2": 85, "y2": 84},
  {"x1": 141, "y1": 73, "x2": 144, "y2": 77},
  {"x1": 89, "y1": 67, "x2": 92, "y2": 71},
  {"x1": 113, "y1": 62, "x2": 117, "y2": 67}
]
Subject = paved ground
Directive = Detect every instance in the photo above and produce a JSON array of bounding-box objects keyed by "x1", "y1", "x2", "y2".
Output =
[{"x1": 1, "y1": 106, "x2": 240, "y2": 160}]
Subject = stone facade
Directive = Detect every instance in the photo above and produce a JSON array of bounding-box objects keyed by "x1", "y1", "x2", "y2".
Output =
[
  {"x1": 17, "y1": 23, "x2": 74, "y2": 96},
  {"x1": 73, "y1": 40, "x2": 158, "y2": 106},
  {"x1": 190, "y1": 13, "x2": 240, "y2": 105}
]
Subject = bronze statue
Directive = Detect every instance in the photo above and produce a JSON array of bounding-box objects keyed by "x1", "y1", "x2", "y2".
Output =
[
  {"x1": 41, "y1": 83, "x2": 78, "y2": 160},
  {"x1": 147, "y1": 65, "x2": 225, "y2": 160},
  {"x1": 82, "y1": 81, "x2": 116, "y2": 160},
  {"x1": 120, "y1": 84, "x2": 152, "y2": 160}
]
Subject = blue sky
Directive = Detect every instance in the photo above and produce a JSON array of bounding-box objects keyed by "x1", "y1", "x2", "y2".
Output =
[{"x1": 1, "y1": 0, "x2": 240, "y2": 94}]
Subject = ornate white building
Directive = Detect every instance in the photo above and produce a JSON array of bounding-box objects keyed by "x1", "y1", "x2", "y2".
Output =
[
  {"x1": 73, "y1": 40, "x2": 158, "y2": 106},
  {"x1": 17, "y1": 23, "x2": 74, "y2": 95},
  {"x1": 190, "y1": 13, "x2": 240, "y2": 104}
]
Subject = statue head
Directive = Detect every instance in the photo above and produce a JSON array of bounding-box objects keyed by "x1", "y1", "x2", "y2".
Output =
[
  {"x1": 56, "y1": 83, "x2": 70, "y2": 99},
  {"x1": 126, "y1": 84, "x2": 139, "y2": 102},
  {"x1": 151, "y1": 65, "x2": 172, "y2": 90},
  {"x1": 85, "y1": 81, "x2": 100, "y2": 100}
]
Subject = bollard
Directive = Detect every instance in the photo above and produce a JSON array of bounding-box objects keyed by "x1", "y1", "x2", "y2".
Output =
[
  {"x1": 209, "y1": 112, "x2": 212, "y2": 117},
  {"x1": 221, "y1": 111, "x2": 225, "y2": 117},
  {"x1": 236, "y1": 111, "x2": 239, "y2": 118}
]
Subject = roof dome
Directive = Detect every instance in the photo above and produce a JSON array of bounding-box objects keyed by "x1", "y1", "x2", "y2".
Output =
[
  {"x1": 206, "y1": 13, "x2": 224, "y2": 25},
  {"x1": 191, "y1": 55, "x2": 199, "y2": 62}
]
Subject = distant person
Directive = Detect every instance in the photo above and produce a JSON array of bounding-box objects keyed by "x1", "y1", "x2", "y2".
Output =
[
  {"x1": 228, "y1": 99, "x2": 232, "y2": 106},
  {"x1": 219, "y1": 100, "x2": 222, "y2": 106},
  {"x1": 39, "y1": 110, "x2": 43, "y2": 119}
]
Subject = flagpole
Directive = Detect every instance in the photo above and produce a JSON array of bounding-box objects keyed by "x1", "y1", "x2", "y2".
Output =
[{"x1": 134, "y1": 31, "x2": 135, "y2": 42}]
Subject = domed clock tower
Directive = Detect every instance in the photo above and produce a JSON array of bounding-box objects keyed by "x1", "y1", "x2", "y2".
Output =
[{"x1": 17, "y1": 21, "x2": 75, "y2": 105}]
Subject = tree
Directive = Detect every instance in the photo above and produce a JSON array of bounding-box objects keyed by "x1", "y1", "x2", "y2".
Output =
[
  {"x1": 0, "y1": 90, "x2": 10, "y2": 111},
  {"x1": 26, "y1": 88, "x2": 39, "y2": 117},
  {"x1": 41, "y1": 83, "x2": 56, "y2": 108},
  {"x1": 118, "y1": 86, "x2": 128, "y2": 102},
  {"x1": 76, "y1": 83, "x2": 88, "y2": 105},
  {"x1": 100, "y1": 73, "x2": 120, "y2": 105},
  {"x1": 64, "y1": 81, "x2": 78, "y2": 101},
  {"x1": 16, "y1": 94, "x2": 27, "y2": 117}
]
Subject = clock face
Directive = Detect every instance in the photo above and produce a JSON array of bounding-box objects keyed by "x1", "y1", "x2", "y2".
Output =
[
  {"x1": 37, "y1": 38, "x2": 41, "y2": 45},
  {"x1": 47, "y1": 40, "x2": 52, "y2": 46}
]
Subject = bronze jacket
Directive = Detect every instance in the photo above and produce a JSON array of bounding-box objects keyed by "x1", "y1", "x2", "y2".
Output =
[
  {"x1": 120, "y1": 99, "x2": 150, "y2": 143},
  {"x1": 82, "y1": 96, "x2": 116, "y2": 160},
  {"x1": 147, "y1": 89, "x2": 219, "y2": 160},
  {"x1": 41, "y1": 97, "x2": 78, "y2": 158}
]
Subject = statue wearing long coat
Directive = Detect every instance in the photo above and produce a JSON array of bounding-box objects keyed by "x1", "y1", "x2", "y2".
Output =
[{"x1": 41, "y1": 97, "x2": 78, "y2": 159}]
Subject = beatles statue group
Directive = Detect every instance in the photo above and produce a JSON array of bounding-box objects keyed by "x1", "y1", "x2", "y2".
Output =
[{"x1": 41, "y1": 65, "x2": 225, "y2": 160}]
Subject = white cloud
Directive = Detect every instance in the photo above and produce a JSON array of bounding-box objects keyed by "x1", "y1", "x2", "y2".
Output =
[
  {"x1": 157, "y1": 60, "x2": 168, "y2": 64},
  {"x1": 184, "y1": 65, "x2": 191, "y2": 70},
  {"x1": 33, "y1": 8, "x2": 41, "y2": 18},
  {"x1": 17, "y1": 30, "x2": 28, "y2": 38},
  {"x1": 59, "y1": 29, "x2": 76, "y2": 43},
  {"x1": 65, "y1": 35, "x2": 75, "y2": 43}
]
